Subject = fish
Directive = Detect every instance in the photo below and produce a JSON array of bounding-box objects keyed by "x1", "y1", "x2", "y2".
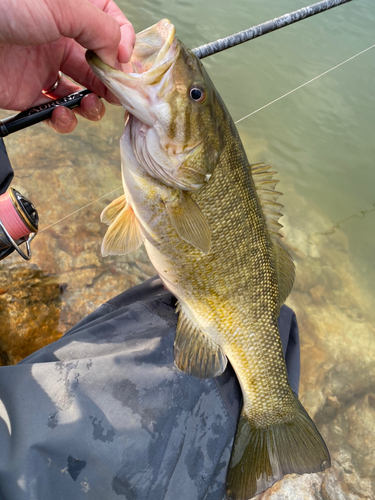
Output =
[{"x1": 86, "y1": 19, "x2": 330, "y2": 499}]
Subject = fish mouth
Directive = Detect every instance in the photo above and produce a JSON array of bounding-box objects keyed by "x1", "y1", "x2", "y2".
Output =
[{"x1": 86, "y1": 19, "x2": 178, "y2": 125}]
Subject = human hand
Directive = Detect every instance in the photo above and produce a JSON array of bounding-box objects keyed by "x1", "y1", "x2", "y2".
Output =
[{"x1": 0, "y1": 0, "x2": 135, "y2": 133}]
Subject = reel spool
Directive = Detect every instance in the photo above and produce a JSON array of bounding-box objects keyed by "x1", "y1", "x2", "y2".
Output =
[{"x1": 0, "y1": 188, "x2": 38, "y2": 261}]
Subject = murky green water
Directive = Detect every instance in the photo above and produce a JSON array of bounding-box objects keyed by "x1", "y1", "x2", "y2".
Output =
[{"x1": 0, "y1": 0, "x2": 374, "y2": 496}]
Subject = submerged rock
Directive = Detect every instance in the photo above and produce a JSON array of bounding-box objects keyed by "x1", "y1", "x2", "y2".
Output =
[{"x1": 0, "y1": 264, "x2": 63, "y2": 364}]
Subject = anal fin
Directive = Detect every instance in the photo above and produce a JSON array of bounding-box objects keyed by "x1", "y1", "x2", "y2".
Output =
[
  {"x1": 174, "y1": 304, "x2": 227, "y2": 379},
  {"x1": 227, "y1": 397, "x2": 330, "y2": 500}
]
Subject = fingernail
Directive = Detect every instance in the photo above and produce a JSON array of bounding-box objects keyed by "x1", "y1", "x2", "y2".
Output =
[
  {"x1": 55, "y1": 110, "x2": 76, "y2": 133},
  {"x1": 56, "y1": 111, "x2": 71, "y2": 127},
  {"x1": 90, "y1": 103, "x2": 104, "y2": 120},
  {"x1": 85, "y1": 98, "x2": 105, "y2": 120}
]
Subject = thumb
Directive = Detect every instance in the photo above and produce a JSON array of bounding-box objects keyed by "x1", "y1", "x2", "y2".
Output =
[{"x1": 54, "y1": 0, "x2": 135, "y2": 66}]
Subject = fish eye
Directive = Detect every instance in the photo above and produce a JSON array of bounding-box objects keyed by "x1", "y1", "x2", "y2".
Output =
[{"x1": 189, "y1": 85, "x2": 206, "y2": 103}]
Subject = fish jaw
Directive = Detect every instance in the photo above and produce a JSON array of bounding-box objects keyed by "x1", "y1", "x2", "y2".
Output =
[
  {"x1": 87, "y1": 19, "x2": 224, "y2": 192},
  {"x1": 86, "y1": 19, "x2": 179, "y2": 127}
]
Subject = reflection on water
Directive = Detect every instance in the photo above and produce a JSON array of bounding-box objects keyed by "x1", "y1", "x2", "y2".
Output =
[{"x1": 0, "y1": 0, "x2": 374, "y2": 498}]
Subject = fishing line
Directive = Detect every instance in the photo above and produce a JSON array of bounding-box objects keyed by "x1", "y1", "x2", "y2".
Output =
[
  {"x1": 40, "y1": 43, "x2": 375, "y2": 234},
  {"x1": 235, "y1": 43, "x2": 375, "y2": 124},
  {"x1": 39, "y1": 186, "x2": 122, "y2": 233}
]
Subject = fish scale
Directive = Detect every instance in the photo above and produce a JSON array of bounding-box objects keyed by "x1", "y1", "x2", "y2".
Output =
[
  {"x1": 150, "y1": 101, "x2": 299, "y2": 450},
  {"x1": 86, "y1": 18, "x2": 330, "y2": 500}
]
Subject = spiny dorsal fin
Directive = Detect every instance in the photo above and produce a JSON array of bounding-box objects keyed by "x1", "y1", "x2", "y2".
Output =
[
  {"x1": 101, "y1": 194, "x2": 127, "y2": 225},
  {"x1": 250, "y1": 163, "x2": 284, "y2": 237},
  {"x1": 165, "y1": 191, "x2": 211, "y2": 254},
  {"x1": 250, "y1": 163, "x2": 283, "y2": 225},
  {"x1": 250, "y1": 163, "x2": 295, "y2": 306},
  {"x1": 174, "y1": 303, "x2": 227, "y2": 379},
  {"x1": 101, "y1": 203, "x2": 143, "y2": 257}
]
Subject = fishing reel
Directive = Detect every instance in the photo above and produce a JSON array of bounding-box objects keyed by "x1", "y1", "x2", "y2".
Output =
[{"x1": 0, "y1": 187, "x2": 38, "y2": 261}]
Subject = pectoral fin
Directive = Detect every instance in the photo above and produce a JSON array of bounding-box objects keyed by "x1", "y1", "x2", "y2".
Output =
[
  {"x1": 165, "y1": 191, "x2": 211, "y2": 254},
  {"x1": 174, "y1": 303, "x2": 227, "y2": 379},
  {"x1": 101, "y1": 194, "x2": 126, "y2": 225},
  {"x1": 101, "y1": 203, "x2": 143, "y2": 256}
]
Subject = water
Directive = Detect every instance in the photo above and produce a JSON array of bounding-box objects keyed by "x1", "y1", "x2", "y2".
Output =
[{"x1": 0, "y1": 0, "x2": 374, "y2": 496}]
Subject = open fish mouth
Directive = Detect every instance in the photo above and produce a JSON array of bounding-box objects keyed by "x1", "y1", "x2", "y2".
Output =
[
  {"x1": 86, "y1": 19, "x2": 178, "y2": 126},
  {"x1": 129, "y1": 19, "x2": 176, "y2": 75},
  {"x1": 86, "y1": 19, "x2": 208, "y2": 190}
]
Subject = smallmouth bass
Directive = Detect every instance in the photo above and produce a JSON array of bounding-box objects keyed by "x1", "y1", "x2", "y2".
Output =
[{"x1": 86, "y1": 19, "x2": 330, "y2": 499}]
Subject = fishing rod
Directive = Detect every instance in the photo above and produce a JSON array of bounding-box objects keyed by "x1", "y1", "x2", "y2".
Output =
[{"x1": 0, "y1": 0, "x2": 352, "y2": 138}]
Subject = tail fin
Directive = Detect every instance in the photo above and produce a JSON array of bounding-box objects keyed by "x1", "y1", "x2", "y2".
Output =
[{"x1": 226, "y1": 398, "x2": 330, "y2": 500}]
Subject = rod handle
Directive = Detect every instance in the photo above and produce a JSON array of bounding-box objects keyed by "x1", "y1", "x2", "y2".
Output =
[{"x1": 0, "y1": 89, "x2": 94, "y2": 137}]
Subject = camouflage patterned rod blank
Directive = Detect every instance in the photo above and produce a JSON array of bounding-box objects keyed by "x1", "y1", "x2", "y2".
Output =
[{"x1": 192, "y1": 0, "x2": 353, "y2": 59}]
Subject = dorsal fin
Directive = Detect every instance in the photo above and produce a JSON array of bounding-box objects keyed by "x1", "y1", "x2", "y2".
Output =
[
  {"x1": 250, "y1": 163, "x2": 284, "y2": 235},
  {"x1": 250, "y1": 163, "x2": 295, "y2": 306}
]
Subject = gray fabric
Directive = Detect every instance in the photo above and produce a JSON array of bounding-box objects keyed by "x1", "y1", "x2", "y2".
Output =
[{"x1": 0, "y1": 276, "x2": 299, "y2": 500}]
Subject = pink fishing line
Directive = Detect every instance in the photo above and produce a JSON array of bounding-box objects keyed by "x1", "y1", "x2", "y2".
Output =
[{"x1": 0, "y1": 191, "x2": 30, "y2": 240}]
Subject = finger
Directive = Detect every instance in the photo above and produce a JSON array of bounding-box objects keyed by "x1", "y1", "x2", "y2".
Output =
[
  {"x1": 52, "y1": 0, "x2": 135, "y2": 67},
  {"x1": 59, "y1": 41, "x2": 128, "y2": 105},
  {"x1": 118, "y1": 23, "x2": 136, "y2": 64},
  {"x1": 87, "y1": 0, "x2": 135, "y2": 63},
  {"x1": 46, "y1": 106, "x2": 78, "y2": 134},
  {"x1": 43, "y1": 74, "x2": 82, "y2": 100},
  {"x1": 73, "y1": 93, "x2": 106, "y2": 121},
  {"x1": 32, "y1": 73, "x2": 82, "y2": 107},
  {"x1": 45, "y1": 94, "x2": 106, "y2": 133}
]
